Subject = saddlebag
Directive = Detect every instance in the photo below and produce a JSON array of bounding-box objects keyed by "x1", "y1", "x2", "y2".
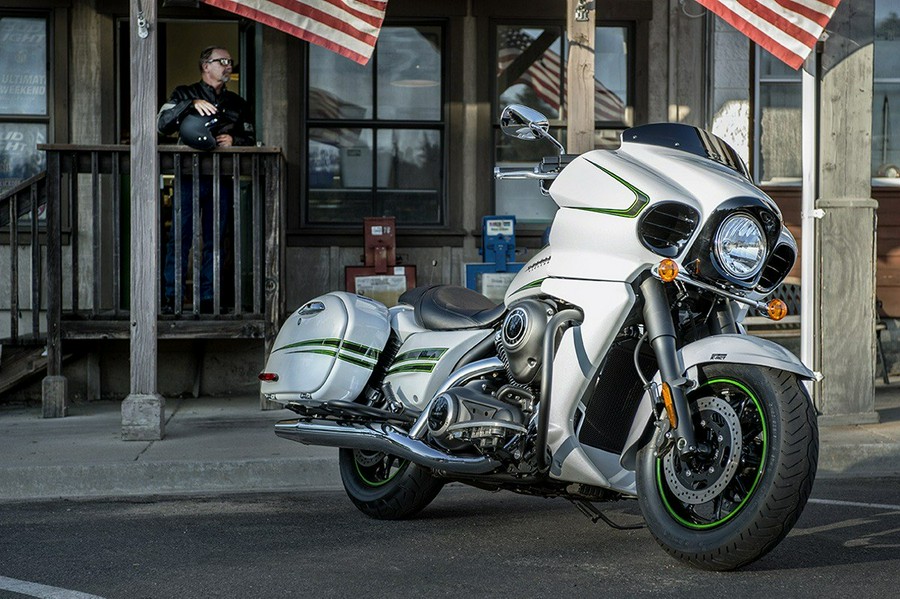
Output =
[{"x1": 260, "y1": 292, "x2": 391, "y2": 404}]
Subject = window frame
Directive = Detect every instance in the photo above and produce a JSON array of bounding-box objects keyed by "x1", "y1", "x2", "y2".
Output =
[
  {"x1": 300, "y1": 20, "x2": 449, "y2": 230},
  {"x1": 873, "y1": 0, "x2": 900, "y2": 187},
  {"x1": 490, "y1": 18, "x2": 637, "y2": 226},
  {"x1": 0, "y1": 10, "x2": 53, "y2": 196}
]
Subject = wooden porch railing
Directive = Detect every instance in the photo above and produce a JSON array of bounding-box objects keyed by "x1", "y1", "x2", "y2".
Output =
[
  {"x1": 1, "y1": 145, "x2": 284, "y2": 409},
  {"x1": 0, "y1": 172, "x2": 47, "y2": 344}
]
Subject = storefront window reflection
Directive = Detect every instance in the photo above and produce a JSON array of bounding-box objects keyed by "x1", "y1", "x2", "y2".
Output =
[
  {"x1": 494, "y1": 24, "x2": 633, "y2": 223},
  {"x1": 306, "y1": 25, "x2": 444, "y2": 226},
  {"x1": 873, "y1": 2, "x2": 900, "y2": 183},
  {"x1": 0, "y1": 15, "x2": 48, "y2": 194}
]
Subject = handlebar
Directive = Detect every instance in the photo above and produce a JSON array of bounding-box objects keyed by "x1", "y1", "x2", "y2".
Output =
[{"x1": 493, "y1": 167, "x2": 559, "y2": 180}]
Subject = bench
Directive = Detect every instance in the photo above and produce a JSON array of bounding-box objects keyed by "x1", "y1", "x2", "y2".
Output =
[{"x1": 742, "y1": 278, "x2": 890, "y2": 384}]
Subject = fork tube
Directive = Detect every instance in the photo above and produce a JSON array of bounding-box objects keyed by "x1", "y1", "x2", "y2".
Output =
[{"x1": 640, "y1": 277, "x2": 698, "y2": 452}]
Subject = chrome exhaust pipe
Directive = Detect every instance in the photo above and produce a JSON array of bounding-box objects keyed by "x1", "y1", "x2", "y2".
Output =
[{"x1": 274, "y1": 419, "x2": 501, "y2": 475}]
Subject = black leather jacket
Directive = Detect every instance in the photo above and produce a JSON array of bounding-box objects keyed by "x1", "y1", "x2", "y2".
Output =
[{"x1": 157, "y1": 81, "x2": 256, "y2": 146}]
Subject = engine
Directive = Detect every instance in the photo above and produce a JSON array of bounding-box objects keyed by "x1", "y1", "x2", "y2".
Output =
[
  {"x1": 424, "y1": 299, "x2": 552, "y2": 459},
  {"x1": 499, "y1": 299, "x2": 552, "y2": 385}
]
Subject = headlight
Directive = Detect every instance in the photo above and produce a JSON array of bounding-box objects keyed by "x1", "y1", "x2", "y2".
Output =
[{"x1": 714, "y1": 214, "x2": 766, "y2": 278}]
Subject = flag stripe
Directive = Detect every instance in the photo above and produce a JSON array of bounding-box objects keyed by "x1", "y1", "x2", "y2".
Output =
[
  {"x1": 703, "y1": 0, "x2": 815, "y2": 54},
  {"x1": 212, "y1": 0, "x2": 379, "y2": 43},
  {"x1": 201, "y1": 0, "x2": 387, "y2": 65},
  {"x1": 695, "y1": 0, "x2": 840, "y2": 69},
  {"x1": 736, "y1": 0, "x2": 818, "y2": 47}
]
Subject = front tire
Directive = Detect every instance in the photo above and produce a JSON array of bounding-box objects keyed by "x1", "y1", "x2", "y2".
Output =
[
  {"x1": 636, "y1": 364, "x2": 818, "y2": 571},
  {"x1": 339, "y1": 448, "x2": 444, "y2": 520}
]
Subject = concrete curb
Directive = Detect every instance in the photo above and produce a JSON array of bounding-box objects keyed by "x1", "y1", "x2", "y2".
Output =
[{"x1": 1, "y1": 457, "x2": 343, "y2": 501}]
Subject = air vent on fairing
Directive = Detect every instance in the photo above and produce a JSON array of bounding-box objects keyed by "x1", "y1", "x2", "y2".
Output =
[
  {"x1": 756, "y1": 243, "x2": 796, "y2": 293},
  {"x1": 637, "y1": 202, "x2": 701, "y2": 257}
]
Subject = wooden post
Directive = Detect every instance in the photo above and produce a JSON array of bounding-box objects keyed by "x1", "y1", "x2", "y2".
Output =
[
  {"x1": 566, "y1": 0, "x2": 594, "y2": 154},
  {"x1": 815, "y1": 8, "x2": 878, "y2": 425},
  {"x1": 260, "y1": 154, "x2": 283, "y2": 410},
  {"x1": 121, "y1": 0, "x2": 164, "y2": 440},
  {"x1": 42, "y1": 151, "x2": 67, "y2": 418}
]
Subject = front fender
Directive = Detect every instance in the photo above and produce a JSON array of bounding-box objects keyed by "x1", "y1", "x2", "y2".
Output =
[{"x1": 619, "y1": 334, "x2": 814, "y2": 470}]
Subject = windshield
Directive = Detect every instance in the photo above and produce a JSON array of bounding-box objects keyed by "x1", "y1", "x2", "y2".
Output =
[{"x1": 622, "y1": 123, "x2": 751, "y2": 181}]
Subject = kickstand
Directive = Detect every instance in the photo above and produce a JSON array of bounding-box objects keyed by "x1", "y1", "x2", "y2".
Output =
[{"x1": 571, "y1": 500, "x2": 645, "y2": 530}]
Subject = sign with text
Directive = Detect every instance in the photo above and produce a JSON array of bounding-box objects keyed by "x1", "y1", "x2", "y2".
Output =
[{"x1": 0, "y1": 17, "x2": 47, "y2": 116}]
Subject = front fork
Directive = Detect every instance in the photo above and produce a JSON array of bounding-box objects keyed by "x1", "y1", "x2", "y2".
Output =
[{"x1": 640, "y1": 277, "x2": 700, "y2": 456}]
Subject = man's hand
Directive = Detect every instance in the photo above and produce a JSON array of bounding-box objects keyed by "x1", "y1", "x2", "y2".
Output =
[
  {"x1": 216, "y1": 134, "x2": 234, "y2": 147},
  {"x1": 192, "y1": 99, "x2": 217, "y2": 116}
]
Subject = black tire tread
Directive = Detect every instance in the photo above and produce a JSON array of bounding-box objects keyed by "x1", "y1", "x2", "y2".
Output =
[
  {"x1": 339, "y1": 448, "x2": 444, "y2": 520},
  {"x1": 637, "y1": 365, "x2": 818, "y2": 571}
]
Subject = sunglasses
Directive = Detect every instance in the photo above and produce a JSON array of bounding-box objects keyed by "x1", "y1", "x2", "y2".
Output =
[{"x1": 206, "y1": 58, "x2": 234, "y2": 67}]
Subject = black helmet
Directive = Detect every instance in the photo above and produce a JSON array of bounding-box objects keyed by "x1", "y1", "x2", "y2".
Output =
[{"x1": 179, "y1": 113, "x2": 219, "y2": 150}]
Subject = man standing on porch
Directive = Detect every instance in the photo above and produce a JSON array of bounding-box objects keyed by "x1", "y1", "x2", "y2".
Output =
[{"x1": 156, "y1": 45, "x2": 255, "y2": 313}]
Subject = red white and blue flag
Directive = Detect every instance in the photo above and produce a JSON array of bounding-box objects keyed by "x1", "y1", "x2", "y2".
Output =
[
  {"x1": 695, "y1": 0, "x2": 842, "y2": 69},
  {"x1": 201, "y1": 0, "x2": 388, "y2": 65}
]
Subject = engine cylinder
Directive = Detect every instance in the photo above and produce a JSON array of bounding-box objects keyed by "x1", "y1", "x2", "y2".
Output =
[{"x1": 501, "y1": 300, "x2": 552, "y2": 385}]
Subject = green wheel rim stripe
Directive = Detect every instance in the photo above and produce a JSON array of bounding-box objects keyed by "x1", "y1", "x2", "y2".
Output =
[
  {"x1": 355, "y1": 457, "x2": 409, "y2": 487},
  {"x1": 656, "y1": 377, "x2": 768, "y2": 530}
]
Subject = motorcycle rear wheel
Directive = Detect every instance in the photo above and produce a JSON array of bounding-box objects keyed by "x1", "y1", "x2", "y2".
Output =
[
  {"x1": 636, "y1": 364, "x2": 818, "y2": 571},
  {"x1": 339, "y1": 448, "x2": 444, "y2": 520}
]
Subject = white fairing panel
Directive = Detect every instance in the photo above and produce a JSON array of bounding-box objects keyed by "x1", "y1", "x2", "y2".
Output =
[
  {"x1": 504, "y1": 246, "x2": 552, "y2": 305},
  {"x1": 385, "y1": 328, "x2": 494, "y2": 411},
  {"x1": 260, "y1": 292, "x2": 390, "y2": 404},
  {"x1": 538, "y1": 278, "x2": 637, "y2": 489},
  {"x1": 544, "y1": 142, "x2": 773, "y2": 282}
]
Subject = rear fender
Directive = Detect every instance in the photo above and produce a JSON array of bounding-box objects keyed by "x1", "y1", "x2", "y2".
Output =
[{"x1": 619, "y1": 334, "x2": 814, "y2": 470}]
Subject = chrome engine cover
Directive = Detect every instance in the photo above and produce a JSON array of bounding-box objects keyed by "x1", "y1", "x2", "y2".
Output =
[{"x1": 426, "y1": 384, "x2": 526, "y2": 452}]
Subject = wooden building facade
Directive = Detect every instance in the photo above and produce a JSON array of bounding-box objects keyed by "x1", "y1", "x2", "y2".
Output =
[{"x1": 0, "y1": 0, "x2": 896, "y2": 411}]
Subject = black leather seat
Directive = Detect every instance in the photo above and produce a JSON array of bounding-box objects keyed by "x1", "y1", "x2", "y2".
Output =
[{"x1": 398, "y1": 285, "x2": 506, "y2": 330}]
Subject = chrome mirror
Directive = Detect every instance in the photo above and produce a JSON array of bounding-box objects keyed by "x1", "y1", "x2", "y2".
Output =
[
  {"x1": 500, "y1": 105, "x2": 550, "y2": 141},
  {"x1": 499, "y1": 105, "x2": 564, "y2": 154}
]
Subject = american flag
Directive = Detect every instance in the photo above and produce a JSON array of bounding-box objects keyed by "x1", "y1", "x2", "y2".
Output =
[
  {"x1": 498, "y1": 28, "x2": 626, "y2": 124},
  {"x1": 695, "y1": 0, "x2": 842, "y2": 70},
  {"x1": 201, "y1": 0, "x2": 388, "y2": 65}
]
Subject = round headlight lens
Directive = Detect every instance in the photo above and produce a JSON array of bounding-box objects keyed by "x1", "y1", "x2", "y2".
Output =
[{"x1": 714, "y1": 214, "x2": 766, "y2": 278}]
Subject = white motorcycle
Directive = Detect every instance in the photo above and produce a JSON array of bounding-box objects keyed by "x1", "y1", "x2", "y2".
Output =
[{"x1": 260, "y1": 105, "x2": 818, "y2": 571}]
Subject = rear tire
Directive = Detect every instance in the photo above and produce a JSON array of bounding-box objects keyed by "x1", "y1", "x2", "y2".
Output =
[
  {"x1": 339, "y1": 448, "x2": 444, "y2": 520},
  {"x1": 636, "y1": 364, "x2": 818, "y2": 571}
]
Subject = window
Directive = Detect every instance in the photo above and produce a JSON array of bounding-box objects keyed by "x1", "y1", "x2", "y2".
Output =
[
  {"x1": 753, "y1": 48, "x2": 801, "y2": 185},
  {"x1": 874, "y1": 2, "x2": 900, "y2": 183},
  {"x1": 493, "y1": 23, "x2": 633, "y2": 223},
  {"x1": 0, "y1": 14, "x2": 49, "y2": 195},
  {"x1": 753, "y1": 0, "x2": 900, "y2": 186},
  {"x1": 305, "y1": 25, "x2": 444, "y2": 226}
]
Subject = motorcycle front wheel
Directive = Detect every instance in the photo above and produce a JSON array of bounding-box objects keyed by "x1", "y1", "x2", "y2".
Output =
[
  {"x1": 636, "y1": 364, "x2": 818, "y2": 571},
  {"x1": 339, "y1": 448, "x2": 444, "y2": 520}
]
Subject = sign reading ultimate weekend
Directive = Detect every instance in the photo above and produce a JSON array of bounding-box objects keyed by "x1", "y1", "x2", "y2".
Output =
[{"x1": 0, "y1": 17, "x2": 47, "y2": 115}]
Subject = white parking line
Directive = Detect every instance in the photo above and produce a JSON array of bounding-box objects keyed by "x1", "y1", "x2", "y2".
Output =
[
  {"x1": 0, "y1": 575, "x2": 108, "y2": 599},
  {"x1": 810, "y1": 498, "x2": 900, "y2": 511}
]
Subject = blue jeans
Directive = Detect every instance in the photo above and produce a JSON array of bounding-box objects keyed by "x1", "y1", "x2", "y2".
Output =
[{"x1": 163, "y1": 176, "x2": 233, "y2": 302}]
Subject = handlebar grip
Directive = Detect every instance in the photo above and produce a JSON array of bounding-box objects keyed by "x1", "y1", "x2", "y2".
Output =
[{"x1": 493, "y1": 167, "x2": 558, "y2": 181}]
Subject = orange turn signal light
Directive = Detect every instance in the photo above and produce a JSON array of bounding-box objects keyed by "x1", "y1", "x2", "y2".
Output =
[
  {"x1": 658, "y1": 259, "x2": 679, "y2": 283},
  {"x1": 661, "y1": 382, "x2": 678, "y2": 429},
  {"x1": 766, "y1": 298, "x2": 788, "y2": 321}
]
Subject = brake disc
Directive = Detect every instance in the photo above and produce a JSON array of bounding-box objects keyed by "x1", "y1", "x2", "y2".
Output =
[
  {"x1": 662, "y1": 396, "x2": 743, "y2": 505},
  {"x1": 353, "y1": 449, "x2": 386, "y2": 468}
]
